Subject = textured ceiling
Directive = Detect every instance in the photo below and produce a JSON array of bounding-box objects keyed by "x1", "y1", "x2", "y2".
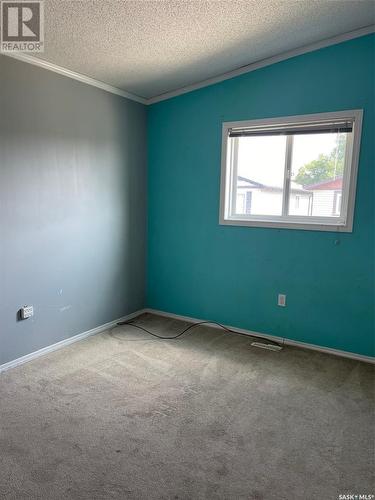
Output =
[{"x1": 39, "y1": 0, "x2": 375, "y2": 99}]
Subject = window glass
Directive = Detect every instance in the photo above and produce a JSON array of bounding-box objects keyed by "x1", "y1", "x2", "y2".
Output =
[
  {"x1": 234, "y1": 135, "x2": 286, "y2": 216},
  {"x1": 289, "y1": 133, "x2": 347, "y2": 217}
]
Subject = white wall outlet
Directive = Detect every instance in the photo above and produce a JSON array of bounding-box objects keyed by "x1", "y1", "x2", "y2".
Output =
[
  {"x1": 20, "y1": 305, "x2": 34, "y2": 319},
  {"x1": 278, "y1": 294, "x2": 286, "y2": 307}
]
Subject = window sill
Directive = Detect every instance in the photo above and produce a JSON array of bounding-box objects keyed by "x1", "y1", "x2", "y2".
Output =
[{"x1": 219, "y1": 217, "x2": 352, "y2": 232}]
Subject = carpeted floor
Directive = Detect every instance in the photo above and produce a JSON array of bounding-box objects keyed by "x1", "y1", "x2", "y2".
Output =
[{"x1": 0, "y1": 313, "x2": 374, "y2": 500}]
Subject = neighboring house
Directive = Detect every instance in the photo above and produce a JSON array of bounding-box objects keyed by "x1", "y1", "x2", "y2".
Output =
[
  {"x1": 236, "y1": 176, "x2": 311, "y2": 216},
  {"x1": 236, "y1": 175, "x2": 343, "y2": 217},
  {"x1": 304, "y1": 177, "x2": 343, "y2": 217}
]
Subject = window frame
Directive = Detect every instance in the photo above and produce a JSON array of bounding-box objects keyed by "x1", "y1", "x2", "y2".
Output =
[{"x1": 219, "y1": 110, "x2": 363, "y2": 232}]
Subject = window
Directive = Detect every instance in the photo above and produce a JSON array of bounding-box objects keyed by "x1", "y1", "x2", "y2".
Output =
[
  {"x1": 236, "y1": 190, "x2": 253, "y2": 215},
  {"x1": 333, "y1": 192, "x2": 342, "y2": 216},
  {"x1": 220, "y1": 110, "x2": 363, "y2": 232}
]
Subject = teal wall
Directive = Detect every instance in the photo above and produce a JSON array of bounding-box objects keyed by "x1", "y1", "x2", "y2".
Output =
[{"x1": 147, "y1": 34, "x2": 375, "y2": 357}]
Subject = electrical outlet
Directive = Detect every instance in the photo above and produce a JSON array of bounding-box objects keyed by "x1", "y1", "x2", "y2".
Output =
[
  {"x1": 20, "y1": 305, "x2": 34, "y2": 319},
  {"x1": 278, "y1": 294, "x2": 286, "y2": 307}
]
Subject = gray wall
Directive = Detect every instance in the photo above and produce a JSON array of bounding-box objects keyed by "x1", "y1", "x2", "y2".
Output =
[{"x1": 0, "y1": 55, "x2": 147, "y2": 365}]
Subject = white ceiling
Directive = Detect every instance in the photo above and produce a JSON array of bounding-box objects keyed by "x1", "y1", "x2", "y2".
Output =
[{"x1": 38, "y1": 0, "x2": 375, "y2": 100}]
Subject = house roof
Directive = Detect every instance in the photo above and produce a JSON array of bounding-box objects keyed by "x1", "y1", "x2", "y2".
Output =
[
  {"x1": 306, "y1": 177, "x2": 343, "y2": 190},
  {"x1": 237, "y1": 176, "x2": 265, "y2": 188},
  {"x1": 238, "y1": 176, "x2": 309, "y2": 194}
]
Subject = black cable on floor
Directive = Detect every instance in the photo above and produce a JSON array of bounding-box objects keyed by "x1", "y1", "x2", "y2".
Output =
[{"x1": 116, "y1": 319, "x2": 282, "y2": 348}]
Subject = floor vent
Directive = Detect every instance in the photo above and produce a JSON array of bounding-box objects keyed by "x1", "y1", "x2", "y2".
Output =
[{"x1": 251, "y1": 342, "x2": 283, "y2": 352}]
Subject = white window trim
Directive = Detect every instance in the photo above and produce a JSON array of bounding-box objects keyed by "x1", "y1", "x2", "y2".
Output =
[{"x1": 219, "y1": 110, "x2": 363, "y2": 232}]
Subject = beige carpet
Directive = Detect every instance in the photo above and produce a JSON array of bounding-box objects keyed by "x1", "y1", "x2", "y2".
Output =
[{"x1": 0, "y1": 313, "x2": 374, "y2": 499}]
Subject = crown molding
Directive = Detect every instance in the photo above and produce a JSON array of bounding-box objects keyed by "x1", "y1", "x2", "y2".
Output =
[
  {"x1": 3, "y1": 52, "x2": 147, "y2": 104},
  {"x1": 2, "y1": 25, "x2": 374, "y2": 106},
  {"x1": 147, "y1": 24, "x2": 375, "y2": 105}
]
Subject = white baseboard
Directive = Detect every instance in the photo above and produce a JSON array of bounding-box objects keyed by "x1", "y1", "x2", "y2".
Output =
[
  {"x1": 144, "y1": 308, "x2": 375, "y2": 364},
  {"x1": 2, "y1": 306, "x2": 373, "y2": 372},
  {"x1": 0, "y1": 309, "x2": 146, "y2": 374}
]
